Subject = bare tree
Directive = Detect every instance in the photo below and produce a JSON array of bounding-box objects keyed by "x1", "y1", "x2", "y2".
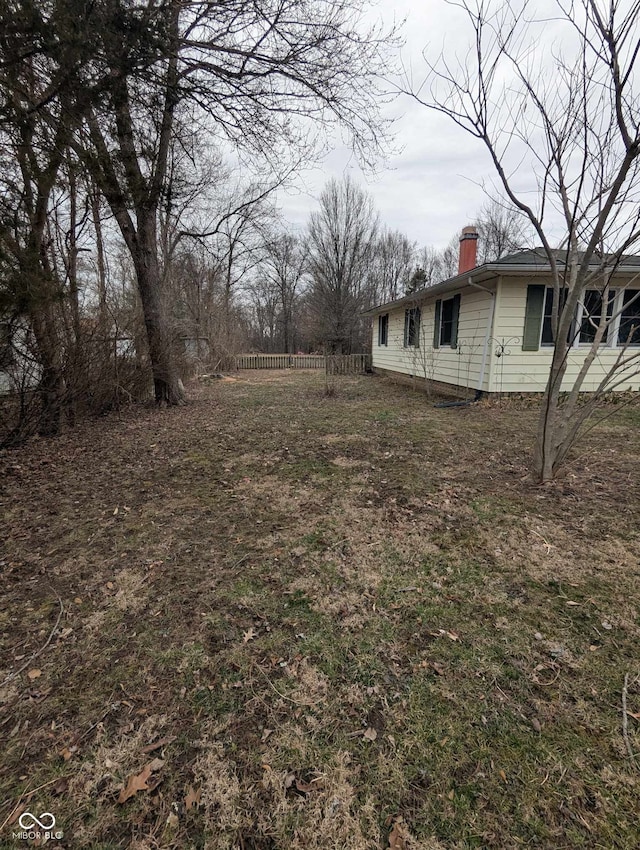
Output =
[
  {"x1": 308, "y1": 176, "x2": 378, "y2": 353},
  {"x1": 258, "y1": 233, "x2": 309, "y2": 353},
  {"x1": 410, "y1": 0, "x2": 640, "y2": 481},
  {"x1": 368, "y1": 229, "x2": 416, "y2": 303},
  {"x1": 414, "y1": 233, "x2": 457, "y2": 285},
  {"x1": 0, "y1": 12, "x2": 82, "y2": 435},
  {"x1": 211, "y1": 193, "x2": 275, "y2": 349},
  {"x1": 3, "y1": 0, "x2": 397, "y2": 405},
  {"x1": 475, "y1": 199, "x2": 532, "y2": 263},
  {"x1": 408, "y1": 245, "x2": 445, "y2": 293},
  {"x1": 247, "y1": 276, "x2": 280, "y2": 352},
  {"x1": 156, "y1": 141, "x2": 281, "y2": 367}
]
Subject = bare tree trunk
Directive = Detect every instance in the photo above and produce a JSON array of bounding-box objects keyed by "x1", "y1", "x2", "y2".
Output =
[
  {"x1": 90, "y1": 184, "x2": 108, "y2": 331},
  {"x1": 282, "y1": 304, "x2": 291, "y2": 353},
  {"x1": 533, "y1": 344, "x2": 570, "y2": 481},
  {"x1": 134, "y1": 212, "x2": 184, "y2": 405},
  {"x1": 65, "y1": 162, "x2": 81, "y2": 426},
  {"x1": 534, "y1": 403, "x2": 561, "y2": 482},
  {"x1": 67, "y1": 164, "x2": 81, "y2": 346},
  {"x1": 30, "y1": 306, "x2": 64, "y2": 437}
]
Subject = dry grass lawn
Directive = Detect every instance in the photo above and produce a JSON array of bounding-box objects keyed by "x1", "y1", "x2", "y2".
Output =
[{"x1": 1, "y1": 370, "x2": 639, "y2": 849}]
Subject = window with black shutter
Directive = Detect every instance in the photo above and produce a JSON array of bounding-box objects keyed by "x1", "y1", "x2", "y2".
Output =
[
  {"x1": 539, "y1": 287, "x2": 572, "y2": 347},
  {"x1": 437, "y1": 294, "x2": 460, "y2": 348},
  {"x1": 404, "y1": 307, "x2": 420, "y2": 347},
  {"x1": 378, "y1": 313, "x2": 389, "y2": 346}
]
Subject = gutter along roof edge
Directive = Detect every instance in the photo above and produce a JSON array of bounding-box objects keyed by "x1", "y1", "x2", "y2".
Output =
[{"x1": 362, "y1": 261, "x2": 640, "y2": 317}]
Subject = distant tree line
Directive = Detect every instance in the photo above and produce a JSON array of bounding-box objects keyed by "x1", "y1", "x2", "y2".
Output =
[
  {"x1": 0, "y1": 0, "x2": 531, "y2": 448},
  {"x1": 0, "y1": 0, "x2": 396, "y2": 445},
  {"x1": 246, "y1": 186, "x2": 530, "y2": 356}
]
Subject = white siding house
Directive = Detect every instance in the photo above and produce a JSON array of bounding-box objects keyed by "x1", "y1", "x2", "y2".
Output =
[
  {"x1": 0, "y1": 318, "x2": 40, "y2": 396},
  {"x1": 365, "y1": 241, "x2": 640, "y2": 396},
  {"x1": 371, "y1": 283, "x2": 495, "y2": 394}
]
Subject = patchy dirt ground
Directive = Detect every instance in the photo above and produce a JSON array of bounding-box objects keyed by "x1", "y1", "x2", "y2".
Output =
[{"x1": 1, "y1": 370, "x2": 639, "y2": 849}]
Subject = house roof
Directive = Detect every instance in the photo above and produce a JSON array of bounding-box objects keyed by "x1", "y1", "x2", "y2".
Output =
[{"x1": 362, "y1": 248, "x2": 640, "y2": 317}]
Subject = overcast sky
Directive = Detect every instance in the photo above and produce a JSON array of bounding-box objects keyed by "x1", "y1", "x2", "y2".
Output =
[{"x1": 275, "y1": 0, "x2": 499, "y2": 250}]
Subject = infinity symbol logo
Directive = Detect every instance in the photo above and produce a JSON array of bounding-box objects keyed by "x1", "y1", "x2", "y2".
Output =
[{"x1": 18, "y1": 812, "x2": 56, "y2": 830}]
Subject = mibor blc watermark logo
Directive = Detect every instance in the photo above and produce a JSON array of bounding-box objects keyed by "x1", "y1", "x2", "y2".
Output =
[{"x1": 12, "y1": 811, "x2": 63, "y2": 841}]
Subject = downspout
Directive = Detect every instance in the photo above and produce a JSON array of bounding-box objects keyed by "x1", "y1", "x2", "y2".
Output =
[
  {"x1": 434, "y1": 277, "x2": 496, "y2": 408},
  {"x1": 469, "y1": 278, "x2": 496, "y2": 400}
]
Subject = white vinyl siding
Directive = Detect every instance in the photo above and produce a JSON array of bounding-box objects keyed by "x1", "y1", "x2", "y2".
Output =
[
  {"x1": 371, "y1": 287, "x2": 494, "y2": 392},
  {"x1": 491, "y1": 277, "x2": 640, "y2": 392}
]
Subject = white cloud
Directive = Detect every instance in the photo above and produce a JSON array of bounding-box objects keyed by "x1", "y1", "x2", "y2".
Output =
[{"x1": 274, "y1": 0, "x2": 507, "y2": 249}]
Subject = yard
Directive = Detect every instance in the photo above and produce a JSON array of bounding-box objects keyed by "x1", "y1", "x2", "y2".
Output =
[{"x1": 1, "y1": 371, "x2": 639, "y2": 849}]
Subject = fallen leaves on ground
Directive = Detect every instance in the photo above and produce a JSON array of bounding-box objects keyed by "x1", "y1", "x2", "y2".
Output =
[
  {"x1": 140, "y1": 735, "x2": 176, "y2": 754},
  {"x1": 118, "y1": 759, "x2": 164, "y2": 804},
  {"x1": 3, "y1": 372, "x2": 639, "y2": 848},
  {"x1": 60, "y1": 746, "x2": 77, "y2": 761},
  {"x1": 185, "y1": 785, "x2": 201, "y2": 810},
  {"x1": 388, "y1": 817, "x2": 407, "y2": 849}
]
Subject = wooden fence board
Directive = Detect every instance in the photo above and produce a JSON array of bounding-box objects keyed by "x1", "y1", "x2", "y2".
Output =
[
  {"x1": 234, "y1": 354, "x2": 325, "y2": 370},
  {"x1": 233, "y1": 353, "x2": 371, "y2": 373},
  {"x1": 325, "y1": 354, "x2": 371, "y2": 375}
]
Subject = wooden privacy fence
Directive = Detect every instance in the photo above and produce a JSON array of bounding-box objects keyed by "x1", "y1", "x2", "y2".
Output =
[
  {"x1": 233, "y1": 353, "x2": 372, "y2": 373},
  {"x1": 234, "y1": 353, "x2": 325, "y2": 370},
  {"x1": 325, "y1": 354, "x2": 371, "y2": 375}
]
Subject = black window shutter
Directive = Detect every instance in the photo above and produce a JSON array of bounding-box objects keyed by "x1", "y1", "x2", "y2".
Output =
[
  {"x1": 523, "y1": 284, "x2": 545, "y2": 351},
  {"x1": 450, "y1": 294, "x2": 461, "y2": 348},
  {"x1": 433, "y1": 300, "x2": 442, "y2": 348},
  {"x1": 378, "y1": 316, "x2": 383, "y2": 346},
  {"x1": 403, "y1": 310, "x2": 409, "y2": 347}
]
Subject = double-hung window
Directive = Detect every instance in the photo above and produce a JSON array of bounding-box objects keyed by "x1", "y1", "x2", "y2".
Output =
[
  {"x1": 578, "y1": 290, "x2": 615, "y2": 344},
  {"x1": 378, "y1": 313, "x2": 389, "y2": 346},
  {"x1": 525, "y1": 283, "x2": 640, "y2": 351},
  {"x1": 540, "y1": 287, "x2": 574, "y2": 346},
  {"x1": 433, "y1": 294, "x2": 461, "y2": 349},
  {"x1": 523, "y1": 285, "x2": 573, "y2": 350},
  {"x1": 440, "y1": 298, "x2": 456, "y2": 346},
  {"x1": 404, "y1": 307, "x2": 420, "y2": 347},
  {"x1": 617, "y1": 290, "x2": 640, "y2": 346}
]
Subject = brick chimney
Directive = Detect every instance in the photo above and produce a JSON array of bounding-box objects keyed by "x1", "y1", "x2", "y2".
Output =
[{"x1": 458, "y1": 225, "x2": 479, "y2": 274}]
